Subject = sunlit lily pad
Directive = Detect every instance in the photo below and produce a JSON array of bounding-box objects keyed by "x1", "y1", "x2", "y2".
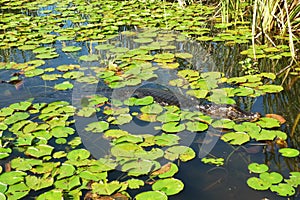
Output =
[
  {"x1": 25, "y1": 175, "x2": 53, "y2": 191},
  {"x1": 0, "y1": 171, "x2": 26, "y2": 185},
  {"x1": 270, "y1": 183, "x2": 295, "y2": 196},
  {"x1": 92, "y1": 181, "x2": 121, "y2": 196},
  {"x1": 54, "y1": 81, "x2": 73, "y2": 90},
  {"x1": 221, "y1": 132, "x2": 250, "y2": 145},
  {"x1": 260, "y1": 172, "x2": 283, "y2": 184},
  {"x1": 256, "y1": 117, "x2": 280, "y2": 128},
  {"x1": 140, "y1": 103, "x2": 163, "y2": 114},
  {"x1": 135, "y1": 190, "x2": 167, "y2": 200},
  {"x1": 279, "y1": 148, "x2": 300, "y2": 158},
  {"x1": 79, "y1": 54, "x2": 98, "y2": 61},
  {"x1": 162, "y1": 122, "x2": 185, "y2": 133},
  {"x1": 62, "y1": 46, "x2": 82, "y2": 52},
  {"x1": 25, "y1": 144, "x2": 54, "y2": 158},
  {"x1": 185, "y1": 121, "x2": 208, "y2": 132},
  {"x1": 248, "y1": 163, "x2": 269, "y2": 173},
  {"x1": 164, "y1": 146, "x2": 195, "y2": 162},
  {"x1": 85, "y1": 121, "x2": 109, "y2": 133},
  {"x1": 152, "y1": 178, "x2": 184, "y2": 195},
  {"x1": 154, "y1": 133, "x2": 180, "y2": 147},
  {"x1": 122, "y1": 159, "x2": 155, "y2": 176},
  {"x1": 247, "y1": 177, "x2": 271, "y2": 190}
]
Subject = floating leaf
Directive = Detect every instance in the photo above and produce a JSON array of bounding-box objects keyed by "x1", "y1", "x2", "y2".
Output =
[
  {"x1": 36, "y1": 189, "x2": 63, "y2": 200},
  {"x1": 201, "y1": 157, "x2": 224, "y2": 166},
  {"x1": 270, "y1": 183, "x2": 295, "y2": 196},
  {"x1": 185, "y1": 121, "x2": 208, "y2": 132},
  {"x1": 162, "y1": 122, "x2": 185, "y2": 133},
  {"x1": 25, "y1": 175, "x2": 53, "y2": 191},
  {"x1": 25, "y1": 144, "x2": 54, "y2": 158},
  {"x1": 247, "y1": 177, "x2": 271, "y2": 190},
  {"x1": 279, "y1": 148, "x2": 300, "y2": 158},
  {"x1": 122, "y1": 159, "x2": 155, "y2": 176},
  {"x1": 92, "y1": 181, "x2": 121, "y2": 195},
  {"x1": 248, "y1": 163, "x2": 269, "y2": 173},
  {"x1": 54, "y1": 81, "x2": 73, "y2": 90},
  {"x1": 0, "y1": 171, "x2": 26, "y2": 185},
  {"x1": 152, "y1": 178, "x2": 184, "y2": 195},
  {"x1": 62, "y1": 46, "x2": 82, "y2": 52},
  {"x1": 256, "y1": 117, "x2": 280, "y2": 128},
  {"x1": 67, "y1": 149, "x2": 90, "y2": 161},
  {"x1": 221, "y1": 132, "x2": 250, "y2": 145},
  {"x1": 259, "y1": 172, "x2": 283, "y2": 184},
  {"x1": 127, "y1": 179, "x2": 144, "y2": 189},
  {"x1": 140, "y1": 103, "x2": 163, "y2": 114},
  {"x1": 85, "y1": 121, "x2": 109, "y2": 133},
  {"x1": 79, "y1": 54, "x2": 98, "y2": 62},
  {"x1": 135, "y1": 191, "x2": 167, "y2": 200},
  {"x1": 164, "y1": 146, "x2": 195, "y2": 162}
]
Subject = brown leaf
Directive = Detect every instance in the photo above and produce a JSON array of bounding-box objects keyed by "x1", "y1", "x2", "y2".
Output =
[
  {"x1": 266, "y1": 113, "x2": 286, "y2": 124},
  {"x1": 151, "y1": 163, "x2": 171, "y2": 176}
]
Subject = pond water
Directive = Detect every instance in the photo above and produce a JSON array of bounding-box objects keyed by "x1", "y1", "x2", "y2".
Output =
[{"x1": 0, "y1": 1, "x2": 299, "y2": 200}]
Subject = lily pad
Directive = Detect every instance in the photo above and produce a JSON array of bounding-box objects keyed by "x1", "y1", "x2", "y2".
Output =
[
  {"x1": 62, "y1": 46, "x2": 82, "y2": 52},
  {"x1": 221, "y1": 132, "x2": 250, "y2": 145},
  {"x1": 85, "y1": 121, "x2": 109, "y2": 133},
  {"x1": 164, "y1": 146, "x2": 195, "y2": 162},
  {"x1": 247, "y1": 177, "x2": 271, "y2": 190},
  {"x1": 248, "y1": 163, "x2": 269, "y2": 173},
  {"x1": 135, "y1": 191, "x2": 167, "y2": 200},
  {"x1": 279, "y1": 148, "x2": 300, "y2": 158},
  {"x1": 152, "y1": 178, "x2": 184, "y2": 195},
  {"x1": 162, "y1": 122, "x2": 185, "y2": 133},
  {"x1": 270, "y1": 183, "x2": 295, "y2": 196}
]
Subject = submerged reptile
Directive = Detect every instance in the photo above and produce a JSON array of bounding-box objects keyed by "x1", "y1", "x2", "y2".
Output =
[{"x1": 98, "y1": 86, "x2": 261, "y2": 122}]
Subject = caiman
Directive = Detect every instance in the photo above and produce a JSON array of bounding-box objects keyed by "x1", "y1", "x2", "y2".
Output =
[{"x1": 98, "y1": 86, "x2": 261, "y2": 122}]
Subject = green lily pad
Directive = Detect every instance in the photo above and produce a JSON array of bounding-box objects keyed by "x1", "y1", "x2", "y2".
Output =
[
  {"x1": 36, "y1": 189, "x2": 63, "y2": 200},
  {"x1": 0, "y1": 171, "x2": 26, "y2": 185},
  {"x1": 54, "y1": 81, "x2": 73, "y2": 90},
  {"x1": 140, "y1": 103, "x2": 164, "y2": 114},
  {"x1": 111, "y1": 142, "x2": 143, "y2": 158},
  {"x1": 186, "y1": 89, "x2": 209, "y2": 98},
  {"x1": 164, "y1": 146, "x2": 195, "y2": 162},
  {"x1": 79, "y1": 54, "x2": 98, "y2": 62},
  {"x1": 133, "y1": 38, "x2": 153, "y2": 43},
  {"x1": 152, "y1": 178, "x2": 184, "y2": 195},
  {"x1": 91, "y1": 181, "x2": 121, "y2": 196},
  {"x1": 85, "y1": 121, "x2": 109, "y2": 133},
  {"x1": 259, "y1": 172, "x2": 283, "y2": 184},
  {"x1": 5, "y1": 182, "x2": 30, "y2": 199},
  {"x1": 154, "y1": 133, "x2": 180, "y2": 147},
  {"x1": 67, "y1": 149, "x2": 90, "y2": 161},
  {"x1": 135, "y1": 191, "x2": 167, "y2": 200},
  {"x1": 247, "y1": 177, "x2": 271, "y2": 190},
  {"x1": 201, "y1": 157, "x2": 224, "y2": 166},
  {"x1": 25, "y1": 144, "x2": 54, "y2": 158},
  {"x1": 104, "y1": 129, "x2": 129, "y2": 139},
  {"x1": 122, "y1": 159, "x2": 155, "y2": 176},
  {"x1": 50, "y1": 126, "x2": 74, "y2": 138},
  {"x1": 211, "y1": 119, "x2": 235, "y2": 129},
  {"x1": 54, "y1": 176, "x2": 81, "y2": 191},
  {"x1": 256, "y1": 117, "x2": 280, "y2": 128},
  {"x1": 279, "y1": 148, "x2": 300, "y2": 158},
  {"x1": 127, "y1": 179, "x2": 145, "y2": 189},
  {"x1": 62, "y1": 46, "x2": 82, "y2": 52},
  {"x1": 162, "y1": 122, "x2": 185, "y2": 133},
  {"x1": 248, "y1": 163, "x2": 269, "y2": 173},
  {"x1": 157, "y1": 112, "x2": 180, "y2": 123},
  {"x1": 185, "y1": 121, "x2": 208, "y2": 132},
  {"x1": 0, "y1": 148, "x2": 11, "y2": 159},
  {"x1": 221, "y1": 132, "x2": 250, "y2": 145},
  {"x1": 257, "y1": 85, "x2": 283, "y2": 93},
  {"x1": 56, "y1": 164, "x2": 76, "y2": 179},
  {"x1": 154, "y1": 53, "x2": 175, "y2": 60},
  {"x1": 25, "y1": 175, "x2": 53, "y2": 191},
  {"x1": 270, "y1": 183, "x2": 295, "y2": 196}
]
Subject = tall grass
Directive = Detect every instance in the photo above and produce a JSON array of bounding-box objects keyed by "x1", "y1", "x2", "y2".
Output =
[{"x1": 219, "y1": 0, "x2": 299, "y2": 60}]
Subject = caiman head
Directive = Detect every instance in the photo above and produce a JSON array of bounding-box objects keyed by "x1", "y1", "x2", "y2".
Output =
[{"x1": 226, "y1": 106, "x2": 261, "y2": 122}]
